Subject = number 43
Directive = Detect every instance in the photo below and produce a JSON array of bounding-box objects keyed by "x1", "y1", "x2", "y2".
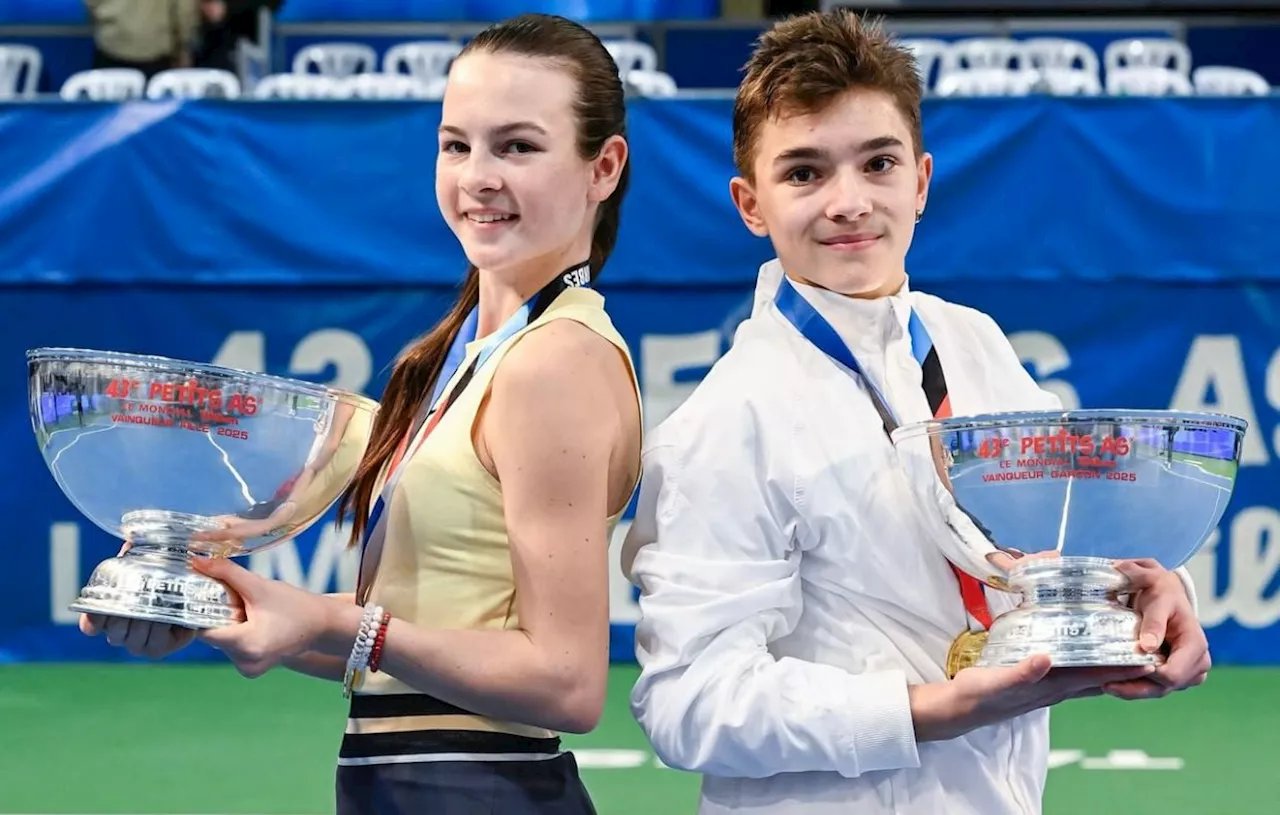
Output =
[{"x1": 211, "y1": 330, "x2": 373, "y2": 394}]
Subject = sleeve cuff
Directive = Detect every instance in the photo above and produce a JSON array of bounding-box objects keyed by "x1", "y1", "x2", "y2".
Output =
[{"x1": 832, "y1": 669, "x2": 921, "y2": 777}]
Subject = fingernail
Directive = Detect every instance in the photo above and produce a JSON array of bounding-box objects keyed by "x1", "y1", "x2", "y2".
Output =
[{"x1": 1140, "y1": 634, "x2": 1159, "y2": 651}]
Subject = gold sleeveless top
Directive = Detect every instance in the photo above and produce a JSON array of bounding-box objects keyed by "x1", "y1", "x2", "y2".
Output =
[{"x1": 340, "y1": 287, "x2": 640, "y2": 766}]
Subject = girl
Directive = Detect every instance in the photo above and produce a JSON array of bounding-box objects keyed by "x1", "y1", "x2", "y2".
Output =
[{"x1": 82, "y1": 14, "x2": 642, "y2": 814}]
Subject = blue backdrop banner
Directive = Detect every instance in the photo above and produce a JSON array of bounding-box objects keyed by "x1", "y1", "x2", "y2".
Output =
[
  {"x1": 2, "y1": 97, "x2": 1279, "y2": 665},
  {"x1": 0, "y1": 97, "x2": 1278, "y2": 287}
]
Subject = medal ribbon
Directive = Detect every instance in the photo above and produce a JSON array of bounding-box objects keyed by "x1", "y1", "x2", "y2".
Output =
[
  {"x1": 911, "y1": 309, "x2": 995, "y2": 632},
  {"x1": 773, "y1": 276, "x2": 994, "y2": 633},
  {"x1": 354, "y1": 262, "x2": 592, "y2": 605}
]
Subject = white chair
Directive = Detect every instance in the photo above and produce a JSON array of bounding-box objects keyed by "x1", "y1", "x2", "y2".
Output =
[
  {"x1": 935, "y1": 68, "x2": 1037, "y2": 98},
  {"x1": 625, "y1": 69, "x2": 678, "y2": 98},
  {"x1": 940, "y1": 37, "x2": 1028, "y2": 75},
  {"x1": 60, "y1": 68, "x2": 146, "y2": 101},
  {"x1": 1023, "y1": 37, "x2": 1100, "y2": 75},
  {"x1": 0, "y1": 44, "x2": 41, "y2": 100},
  {"x1": 1104, "y1": 38, "x2": 1192, "y2": 77},
  {"x1": 383, "y1": 41, "x2": 463, "y2": 83},
  {"x1": 1037, "y1": 68, "x2": 1103, "y2": 96},
  {"x1": 146, "y1": 68, "x2": 241, "y2": 99},
  {"x1": 1021, "y1": 37, "x2": 1101, "y2": 94},
  {"x1": 604, "y1": 40, "x2": 658, "y2": 77},
  {"x1": 341, "y1": 73, "x2": 443, "y2": 100},
  {"x1": 1106, "y1": 66, "x2": 1193, "y2": 97},
  {"x1": 252, "y1": 73, "x2": 346, "y2": 99},
  {"x1": 1192, "y1": 66, "x2": 1271, "y2": 96},
  {"x1": 292, "y1": 43, "x2": 377, "y2": 78},
  {"x1": 898, "y1": 38, "x2": 950, "y2": 93}
]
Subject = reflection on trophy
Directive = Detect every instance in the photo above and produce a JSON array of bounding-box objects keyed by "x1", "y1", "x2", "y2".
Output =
[
  {"x1": 28, "y1": 348, "x2": 379, "y2": 629},
  {"x1": 891, "y1": 409, "x2": 1246, "y2": 671}
]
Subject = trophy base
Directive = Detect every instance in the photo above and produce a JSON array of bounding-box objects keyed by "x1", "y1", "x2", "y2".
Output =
[
  {"x1": 69, "y1": 546, "x2": 246, "y2": 630},
  {"x1": 976, "y1": 555, "x2": 1163, "y2": 669}
]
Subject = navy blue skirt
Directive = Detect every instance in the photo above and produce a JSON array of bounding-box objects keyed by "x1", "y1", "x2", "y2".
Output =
[{"x1": 335, "y1": 752, "x2": 598, "y2": 815}]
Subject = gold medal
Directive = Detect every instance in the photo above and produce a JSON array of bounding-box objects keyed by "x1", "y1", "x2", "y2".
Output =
[{"x1": 945, "y1": 629, "x2": 989, "y2": 679}]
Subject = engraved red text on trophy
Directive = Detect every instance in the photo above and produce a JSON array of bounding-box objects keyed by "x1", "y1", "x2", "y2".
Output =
[
  {"x1": 104, "y1": 377, "x2": 257, "y2": 440},
  {"x1": 979, "y1": 431, "x2": 1137, "y2": 483}
]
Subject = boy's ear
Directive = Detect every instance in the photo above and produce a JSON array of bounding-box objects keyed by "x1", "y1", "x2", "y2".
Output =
[{"x1": 730, "y1": 176, "x2": 769, "y2": 238}]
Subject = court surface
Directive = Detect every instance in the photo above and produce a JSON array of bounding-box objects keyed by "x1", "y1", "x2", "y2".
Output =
[{"x1": 0, "y1": 664, "x2": 1273, "y2": 814}]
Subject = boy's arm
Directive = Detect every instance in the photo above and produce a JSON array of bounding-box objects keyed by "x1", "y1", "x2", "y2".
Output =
[{"x1": 622, "y1": 412, "x2": 921, "y2": 780}]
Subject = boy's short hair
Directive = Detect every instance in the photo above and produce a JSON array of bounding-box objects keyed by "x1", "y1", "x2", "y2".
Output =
[{"x1": 732, "y1": 10, "x2": 924, "y2": 181}]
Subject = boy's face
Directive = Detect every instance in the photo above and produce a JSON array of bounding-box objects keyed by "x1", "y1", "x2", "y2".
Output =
[{"x1": 730, "y1": 87, "x2": 932, "y2": 299}]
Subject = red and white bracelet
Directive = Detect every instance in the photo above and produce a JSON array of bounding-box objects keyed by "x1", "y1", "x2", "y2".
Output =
[
  {"x1": 369, "y1": 609, "x2": 392, "y2": 674},
  {"x1": 342, "y1": 603, "x2": 392, "y2": 699}
]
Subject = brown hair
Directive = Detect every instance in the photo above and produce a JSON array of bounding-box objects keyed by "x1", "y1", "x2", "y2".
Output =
[
  {"x1": 732, "y1": 10, "x2": 924, "y2": 182},
  {"x1": 337, "y1": 13, "x2": 630, "y2": 547}
]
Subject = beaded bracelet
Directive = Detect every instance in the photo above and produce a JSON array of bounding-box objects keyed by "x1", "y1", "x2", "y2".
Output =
[
  {"x1": 369, "y1": 611, "x2": 392, "y2": 674},
  {"x1": 342, "y1": 603, "x2": 385, "y2": 699}
]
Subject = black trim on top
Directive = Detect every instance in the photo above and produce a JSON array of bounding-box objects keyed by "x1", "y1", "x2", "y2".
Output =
[
  {"x1": 350, "y1": 693, "x2": 473, "y2": 719},
  {"x1": 344, "y1": 693, "x2": 563, "y2": 759}
]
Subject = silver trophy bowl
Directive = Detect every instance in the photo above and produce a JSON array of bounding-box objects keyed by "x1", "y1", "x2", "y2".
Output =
[
  {"x1": 28, "y1": 348, "x2": 379, "y2": 629},
  {"x1": 890, "y1": 409, "x2": 1246, "y2": 669}
]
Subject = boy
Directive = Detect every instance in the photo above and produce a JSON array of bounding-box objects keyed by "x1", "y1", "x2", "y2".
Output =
[{"x1": 620, "y1": 11, "x2": 1209, "y2": 814}]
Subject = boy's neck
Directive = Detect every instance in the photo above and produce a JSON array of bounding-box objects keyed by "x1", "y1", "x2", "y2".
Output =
[{"x1": 784, "y1": 268, "x2": 906, "y2": 300}]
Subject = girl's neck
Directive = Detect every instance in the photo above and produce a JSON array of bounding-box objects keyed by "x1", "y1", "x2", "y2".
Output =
[{"x1": 474, "y1": 255, "x2": 590, "y2": 338}]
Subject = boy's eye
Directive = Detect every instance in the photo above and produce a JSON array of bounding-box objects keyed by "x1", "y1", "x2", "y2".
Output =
[
  {"x1": 786, "y1": 167, "x2": 816, "y2": 184},
  {"x1": 867, "y1": 156, "x2": 898, "y2": 173}
]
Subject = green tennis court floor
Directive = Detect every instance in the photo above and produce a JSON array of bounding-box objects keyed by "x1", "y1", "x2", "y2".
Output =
[{"x1": 1, "y1": 664, "x2": 1276, "y2": 814}]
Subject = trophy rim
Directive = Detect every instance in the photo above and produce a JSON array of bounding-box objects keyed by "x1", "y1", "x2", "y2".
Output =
[
  {"x1": 890, "y1": 408, "x2": 1248, "y2": 443},
  {"x1": 27, "y1": 347, "x2": 381, "y2": 414}
]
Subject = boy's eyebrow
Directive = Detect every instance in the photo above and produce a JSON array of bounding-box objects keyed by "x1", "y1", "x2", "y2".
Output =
[
  {"x1": 773, "y1": 145, "x2": 828, "y2": 166},
  {"x1": 772, "y1": 135, "x2": 905, "y2": 166},
  {"x1": 859, "y1": 135, "x2": 906, "y2": 153}
]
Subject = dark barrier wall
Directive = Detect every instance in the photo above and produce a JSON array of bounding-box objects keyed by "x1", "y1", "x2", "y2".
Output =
[{"x1": 2, "y1": 97, "x2": 1278, "y2": 664}]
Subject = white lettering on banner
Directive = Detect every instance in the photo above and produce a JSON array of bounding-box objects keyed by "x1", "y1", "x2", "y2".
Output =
[
  {"x1": 640, "y1": 331, "x2": 720, "y2": 432},
  {"x1": 1170, "y1": 335, "x2": 1267, "y2": 465},
  {"x1": 1008, "y1": 332, "x2": 1280, "y2": 468},
  {"x1": 1263, "y1": 348, "x2": 1280, "y2": 464},
  {"x1": 211, "y1": 329, "x2": 373, "y2": 394},
  {"x1": 1186, "y1": 507, "x2": 1280, "y2": 629},
  {"x1": 249, "y1": 521, "x2": 360, "y2": 594},
  {"x1": 289, "y1": 329, "x2": 374, "y2": 394},
  {"x1": 210, "y1": 330, "x2": 264, "y2": 376},
  {"x1": 46, "y1": 509, "x2": 1280, "y2": 633},
  {"x1": 169, "y1": 326, "x2": 1280, "y2": 637},
  {"x1": 1008, "y1": 331, "x2": 1081, "y2": 410}
]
